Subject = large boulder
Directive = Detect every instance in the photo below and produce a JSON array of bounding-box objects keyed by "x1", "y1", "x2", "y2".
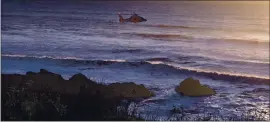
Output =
[{"x1": 175, "y1": 77, "x2": 215, "y2": 97}]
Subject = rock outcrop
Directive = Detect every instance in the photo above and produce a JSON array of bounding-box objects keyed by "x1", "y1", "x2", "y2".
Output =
[
  {"x1": 175, "y1": 77, "x2": 215, "y2": 97},
  {"x1": 2, "y1": 69, "x2": 153, "y2": 121},
  {"x1": 2, "y1": 69, "x2": 154, "y2": 100}
]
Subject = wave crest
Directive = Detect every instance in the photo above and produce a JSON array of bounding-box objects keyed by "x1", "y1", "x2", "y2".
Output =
[
  {"x1": 123, "y1": 33, "x2": 192, "y2": 40},
  {"x1": 220, "y1": 38, "x2": 269, "y2": 44},
  {"x1": 2, "y1": 54, "x2": 269, "y2": 85}
]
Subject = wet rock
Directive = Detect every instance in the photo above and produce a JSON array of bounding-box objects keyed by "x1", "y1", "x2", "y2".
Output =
[
  {"x1": 175, "y1": 77, "x2": 216, "y2": 97},
  {"x1": 2, "y1": 69, "x2": 154, "y2": 100}
]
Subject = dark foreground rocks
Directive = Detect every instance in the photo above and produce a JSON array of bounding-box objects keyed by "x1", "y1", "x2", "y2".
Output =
[
  {"x1": 1, "y1": 69, "x2": 153, "y2": 121},
  {"x1": 175, "y1": 77, "x2": 216, "y2": 97},
  {"x1": 2, "y1": 69, "x2": 154, "y2": 99}
]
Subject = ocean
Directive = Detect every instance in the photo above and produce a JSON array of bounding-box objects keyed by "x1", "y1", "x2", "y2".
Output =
[{"x1": 1, "y1": 0, "x2": 269, "y2": 120}]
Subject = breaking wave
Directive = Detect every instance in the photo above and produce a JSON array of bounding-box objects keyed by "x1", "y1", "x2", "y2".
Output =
[
  {"x1": 220, "y1": 38, "x2": 269, "y2": 44},
  {"x1": 111, "y1": 49, "x2": 145, "y2": 53},
  {"x1": 123, "y1": 33, "x2": 192, "y2": 40},
  {"x1": 122, "y1": 32, "x2": 269, "y2": 45},
  {"x1": 2, "y1": 54, "x2": 269, "y2": 85},
  {"x1": 200, "y1": 37, "x2": 270, "y2": 45},
  {"x1": 137, "y1": 24, "x2": 198, "y2": 29}
]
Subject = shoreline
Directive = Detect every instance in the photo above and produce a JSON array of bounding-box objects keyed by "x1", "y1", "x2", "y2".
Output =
[
  {"x1": 2, "y1": 53, "x2": 269, "y2": 83},
  {"x1": 2, "y1": 55, "x2": 269, "y2": 86},
  {"x1": 2, "y1": 69, "x2": 269, "y2": 121}
]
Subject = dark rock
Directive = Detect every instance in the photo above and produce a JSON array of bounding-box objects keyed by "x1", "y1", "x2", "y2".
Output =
[
  {"x1": 40, "y1": 69, "x2": 49, "y2": 73},
  {"x1": 65, "y1": 73, "x2": 97, "y2": 94},
  {"x1": 69, "y1": 73, "x2": 91, "y2": 82},
  {"x1": 175, "y1": 77, "x2": 216, "y2": 97},
  {"x1": 1, "y1": 74, "x2": 25, "y2": 89},
  {"x1": 24, "y1": 69, "x2": 65, "y2": 93},
  {"x1": 2, "y1": 69, "x2": 154, "y2": 99},
  {"x1": 26, "y1": 71, "x2": 35, "y2": 75},
  {"x1": 2, "y1": 69, "x2": 153, "y2": 121},
  {"x1": 26, "y1": 70, "x2": 64, "y2": 82}
]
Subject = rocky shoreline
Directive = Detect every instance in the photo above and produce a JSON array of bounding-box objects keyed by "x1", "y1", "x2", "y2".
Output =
[
  {"x1": 2, "y1": 69, "x2": 154, "y2": 120},
  {"x1": 2, "y1": 69, "x2": 267, "y2": 121},
  {"x1": 2, "y1": 69, "x2": 154, "y2": 100}
]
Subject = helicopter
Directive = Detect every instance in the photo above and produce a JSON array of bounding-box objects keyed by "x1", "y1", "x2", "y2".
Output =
[{"x1": 118, "y1": 12, "x2": 147, "y2": 23}]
